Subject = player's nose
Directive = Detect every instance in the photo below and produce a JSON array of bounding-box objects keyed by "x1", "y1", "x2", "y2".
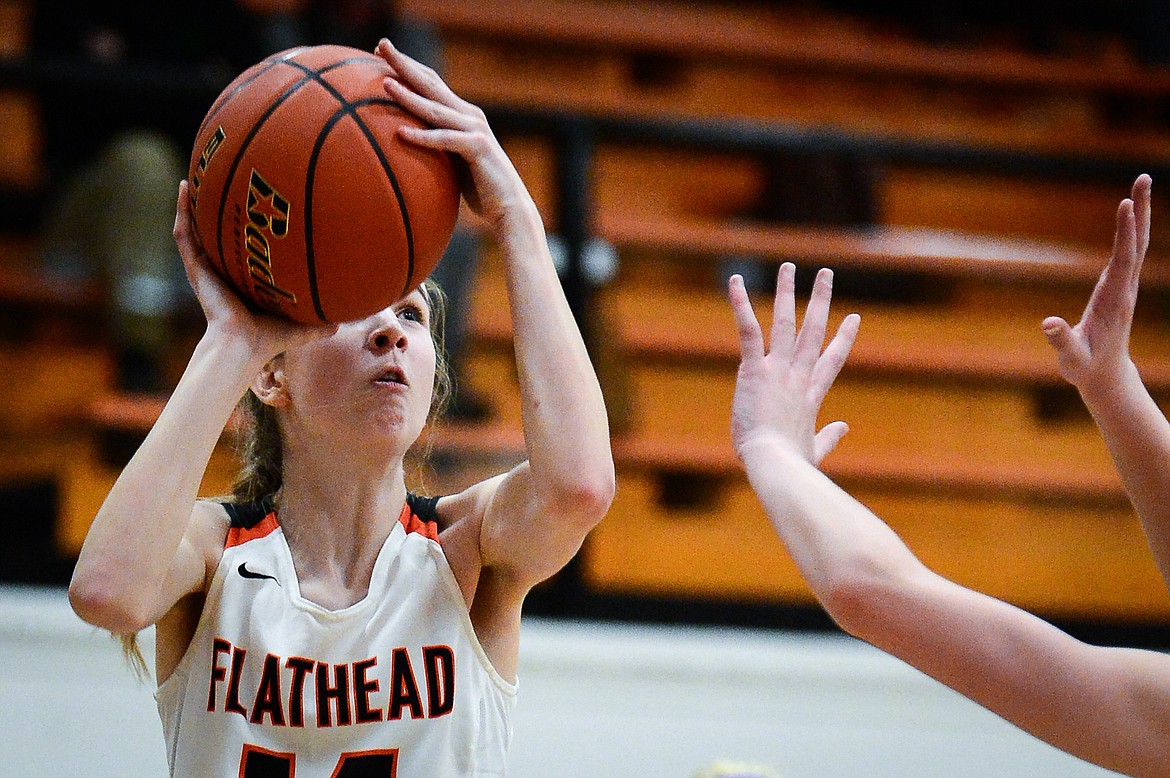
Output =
[{"x1": 365, "y1": 314, "x2": 407, "y2": 353}]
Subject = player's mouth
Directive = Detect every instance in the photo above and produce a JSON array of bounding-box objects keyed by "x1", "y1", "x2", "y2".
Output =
[{"x1": 374, "y1": 366, "x2": 408, "y2": 387}]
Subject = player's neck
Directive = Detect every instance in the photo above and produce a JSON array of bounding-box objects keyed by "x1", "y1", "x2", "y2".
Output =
[{"x1": 275, "y1": 457, "x2": 408, "y2": 604}]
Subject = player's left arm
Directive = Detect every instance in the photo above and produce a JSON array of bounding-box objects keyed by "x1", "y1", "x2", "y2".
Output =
[
  {"x1": 731, "y1": 263, "x2": 1170, "y2": 775},
  {"x1": 377, "y1": 39, "x2": 614, "y2": 598},
  {"x1": 747, "y1": 436, "x2": 1170, "y2": 775},
  {"x1": 864, "y1": 560, "x2": 1170, "y2": 775}
]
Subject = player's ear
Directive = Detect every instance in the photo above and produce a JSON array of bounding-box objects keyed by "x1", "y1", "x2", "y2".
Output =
[{"x1": 251, "y1": 354, "x2": 288, "y2": 408}]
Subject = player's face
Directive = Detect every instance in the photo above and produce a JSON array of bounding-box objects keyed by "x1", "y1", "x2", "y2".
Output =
[{"x1": 280, "y1": 289, "x2": 437, "y2": 450}]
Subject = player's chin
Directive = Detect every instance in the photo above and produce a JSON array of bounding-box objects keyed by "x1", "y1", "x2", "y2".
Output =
[{"x1": 367, "y1": 406, "x2": 427, "y2": 447}]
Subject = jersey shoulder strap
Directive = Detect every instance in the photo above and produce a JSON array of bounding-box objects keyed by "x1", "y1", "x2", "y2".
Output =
[
  {"x1": 405, "y1": 492, "x2": 441, "y2": 523},
  {"x1": 220, "y1": 494, "x2": 276, "y2": 530}
]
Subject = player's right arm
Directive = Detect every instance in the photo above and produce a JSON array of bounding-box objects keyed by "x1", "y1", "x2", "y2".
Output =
[
  {"x1": 1041, "y1": 175, "x2": 1170, "y2": 591},
  {"x1": 68, "y1": 181, "x2": 332, "y2": 634}
]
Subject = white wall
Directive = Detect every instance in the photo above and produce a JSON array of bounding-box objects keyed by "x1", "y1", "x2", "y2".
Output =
[{"x1": 0, "y1": 585, "x2": 1126, "y2": 777}]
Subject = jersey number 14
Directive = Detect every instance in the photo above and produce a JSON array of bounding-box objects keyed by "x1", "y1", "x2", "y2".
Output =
[{"x1": 240, "y1": 744, "x2": 398, "y2": 777}]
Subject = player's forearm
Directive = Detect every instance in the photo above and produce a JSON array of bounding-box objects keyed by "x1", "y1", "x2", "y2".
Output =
[
  {"x1": 493, "y1": 200, "x2": 614, "y2": 515},
  {"x1": 738, "y1": 435, "x2": 926, "y2": 628},
  {"x1": 1080, "y1": 363, "x2": 1170, "y2": 584},
  {"x1": 743, "y1": 437, "x2": 1170, "y2": 775},
  {"x1": 72, "y1": 332, "x2": 266, "y2": 611},
  {"x1": 738, "y1": 436, "x2": 1114, "y2": 758}
]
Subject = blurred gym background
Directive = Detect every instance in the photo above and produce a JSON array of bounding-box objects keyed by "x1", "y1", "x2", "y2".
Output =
[{"x1": 1, "y1": 1, "x2": 1169, "y2": 775}]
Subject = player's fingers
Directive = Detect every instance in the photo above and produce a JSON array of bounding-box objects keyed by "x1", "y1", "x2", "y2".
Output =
[
  {"x1": 383, "y1": 77, "x2": 484, "y2": 132},
  {"x1": 1113, "y1": 199, "x2": 1142, "y2": 306},
  {"x1": 376, "y1": 39, "x2": 474, "y2": 112},
  {"x1": 173, "y1": 181, "x2": 205, "y2": 274},
  {"x1": 729, "y1": 274, "x2": 766, "y2": 362},
  {"x1": 794, "y1": 268, "x2": 833, "y2": 372},
  {"x1": 1132, "y1": 174, "x2": 1152, "y2": 285},
  {"x1": 1099, "y1": 198, "x2": 1137, "y2": 298},
  {"x1": 813, "y1": 420, "x2": 850, "y2": 465},
  {"x1": 1111, "y1": 199, "x2": 1137, "y2": 276},
  {"x1": 809, "y1": 312, "x2": 860, "y2": 404},
  {"x1": 1041, "y1": 316, "x2": 1088, "y2": 365},
  {"x1": 173, "y1": 180, "x2": 242, "y2": 311},
  {"x1": 396, "y1": 125, "x2": 492, "y2": 165},
  {"x1": 770, "y1": 262, "x2": 797, "y2": 360},
  {"x1": 1079, "y1": 199, "x2": 1137, "y2": 326}
]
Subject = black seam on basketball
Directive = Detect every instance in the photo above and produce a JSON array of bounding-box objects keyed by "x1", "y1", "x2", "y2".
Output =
[
  {"x1": 280, "y1": 54, "x2": 417, "y2": 317},
  {"x1": 211, "y1": 56, "x2": 363, "y2": 280},
  {"x1": 340, "y1": 97, "x2": 416, "y2": 299},
  {"x1": 304, "y1": 96, "x2": 414, "y2": 322},
  {"x1": 284, "y1": 56, "x2": 385, "y2": 79},
  {"x1": 302, "y1": 114, "x2": 336, "y2": 322},
  {"x1": 196, "y1": 48, "x2": 309, "y2": 139},
  {"x1": 213, "y1": 72, "x2": 317, "y2": 280}
]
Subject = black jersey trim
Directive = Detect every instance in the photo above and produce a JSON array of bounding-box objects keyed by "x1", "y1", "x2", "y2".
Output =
[
  {"x1": 223, "y1": 493, "x2": 440, "y2": 528},
  {"x1": 221, "y1": 494, "x2": 276, "y2": 530},
  {"x1": 405, "y1": 493, "x2": 441, "y2": 523}
]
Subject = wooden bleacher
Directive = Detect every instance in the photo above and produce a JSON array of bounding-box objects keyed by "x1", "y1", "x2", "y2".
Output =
[
  {"x1": 408, "y1": 0, "x2": 1170, "y2": 257},
  {"x1": 3, "y1": 0, "x2": 1170, "y2": 626},
  {"x1": 485, "y1": 134, "x2": 1170, "y2": 256},
  {"x1": 401, "y1": 0, "x2": 1170, "y2": 161},
  {"x1": 459, "y1": 207, "x2": 1170, "y2": 621},
  {"x1": 419, "y1": 0, "x2": 1170, "y2": 625}
]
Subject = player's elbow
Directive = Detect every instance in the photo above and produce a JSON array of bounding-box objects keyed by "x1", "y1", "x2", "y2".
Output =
[
  {"x1": 69, "y1": 568, "x2": 155, "y2": 634},
  {"x1": 545, "y1": 466, "x2": 616, "y2": 530},
  {"x1": 818, "y1": 559, "x2": 916, "y2": 641},
  {"x1": 580, "y1": 464, "x2": 617, "y2": 520},
  {"x1": 819, "y1": 569, "x2": 880, "y2": 638}
]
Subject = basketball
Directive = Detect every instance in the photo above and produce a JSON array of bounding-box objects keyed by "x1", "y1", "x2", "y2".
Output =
[{"x1": 187, "y1": 44, "x2": 461, "y2": 323}]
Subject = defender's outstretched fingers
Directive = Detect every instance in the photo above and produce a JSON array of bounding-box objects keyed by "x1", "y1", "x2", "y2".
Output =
[
  {"x1": 1133, "y1": 174, "x2": 1152, "y2": 263},
  {"x1": 1103, "y1": 199, "x2": 1139, "y2": 321},
  {"x1": 1116, "y1": 198, "x2": 1138, "y2": 276},
  {"x1": 729, "y1": 274, "x2": 766, "y2": 362},
  {"x1": 771, "y1": 262, "x2": 798, "y2": 361},
  {"x1": 810, "y1": 313, "x2": 861, "y2": 405},
  {"x1": 794, "y1": 268, "x2": 834, "y2": 374},
  {"x1": 1080, "y1": 199, "x2": 1137, "y2": 326},
  {"x1": 813, "y1": 419, "x2": 850, "y2": 464},
  {"x1": 1040, "y1": 313, "x2": 1076, "y2": 355}
]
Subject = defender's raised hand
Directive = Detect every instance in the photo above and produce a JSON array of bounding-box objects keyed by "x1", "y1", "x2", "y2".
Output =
[
  {"x1": 1042, "y1": 174, "x2": 1152, "y2": 396},
  {"x1": 729, "y1": 263, "x2": 860, "y2": 466}
]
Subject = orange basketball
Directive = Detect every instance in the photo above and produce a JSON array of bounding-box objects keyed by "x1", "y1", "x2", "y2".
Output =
[{"x1": 187, "y1": 45, "x2": 460, "y2": 323}]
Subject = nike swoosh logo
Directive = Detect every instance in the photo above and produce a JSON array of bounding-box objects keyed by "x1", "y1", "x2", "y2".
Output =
[{"x1": 237, "y1": 562, "x2": 279, "y2": 585}]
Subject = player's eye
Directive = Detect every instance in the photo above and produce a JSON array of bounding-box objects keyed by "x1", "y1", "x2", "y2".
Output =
[{"x1": 397, "y1": 303, "x2": 426, "y2": 324}]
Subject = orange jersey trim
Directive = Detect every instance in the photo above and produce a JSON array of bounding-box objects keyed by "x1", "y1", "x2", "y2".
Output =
[
  {"x1": 225, "y1": 512, "x2": 280, "y2": 549},
  {"x1": 398, "y1": 502, "x2": 440, "y2": 543}
]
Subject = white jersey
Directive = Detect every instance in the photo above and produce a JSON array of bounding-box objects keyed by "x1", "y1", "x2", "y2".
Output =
[{"x1": 156, "y1": 495, "x2": 517, "y2": 777}]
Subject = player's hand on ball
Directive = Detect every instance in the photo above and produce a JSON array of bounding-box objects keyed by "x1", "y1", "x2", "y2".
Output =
[
  {"x1": 375, "y1": 39, "x2": 532, "y2": 228},
  {"x1": 174, "y1": 181, "x2": 335, "y2": 358}
]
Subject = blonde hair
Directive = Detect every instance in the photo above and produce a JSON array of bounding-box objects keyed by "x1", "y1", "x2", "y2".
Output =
[{"x1": 119, "y1": 279, "x2": 452, "y2": 679}]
